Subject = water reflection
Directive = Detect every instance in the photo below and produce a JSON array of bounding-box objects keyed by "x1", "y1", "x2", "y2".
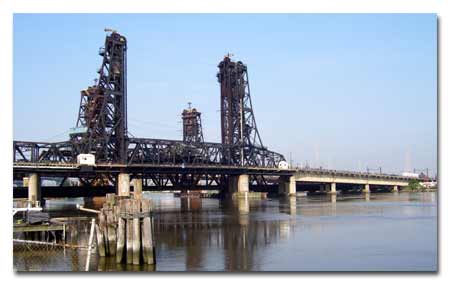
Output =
[
  {"x1": 151, "y1": 196, "x2": 301, "y2": 271},
  {"x1": 180, "y1": 196, "x2": 202, "y2": 212},
  {"x1": 278, "y1": 196, "x2": 297, "y2": 216},
  {"x1": 14, "y1": 192, "x2": 437, "y2": 271},
  {"x1": 330, "y1": 194, "x2": 337, "y2": 204},
  {"x1": 97, "y1": 257, "x2": 155, "y2": 272}
]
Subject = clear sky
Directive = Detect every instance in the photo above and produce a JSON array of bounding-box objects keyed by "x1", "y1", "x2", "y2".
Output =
[{"x1": 13, "y1": 14, "x2": 437, "y2": 175}]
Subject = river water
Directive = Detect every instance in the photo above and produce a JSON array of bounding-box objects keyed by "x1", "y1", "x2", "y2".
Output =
[{"x1": 13, "y1": 191, "x2": 437, "y2": 272}]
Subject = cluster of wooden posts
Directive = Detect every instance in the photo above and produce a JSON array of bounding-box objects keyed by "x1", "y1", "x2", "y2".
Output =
[{"x1": 96, "y1": 193, "x2": 155, "y2": 265}]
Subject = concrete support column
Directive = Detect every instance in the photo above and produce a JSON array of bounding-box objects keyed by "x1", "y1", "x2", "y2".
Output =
[
  {"x1": 229, "y1": 174, "x2": 249, "y2": 196},
  {"x1": 328, "y1": 182, "x2": 337, "y2": 195},
  {"x1": 278, "y1": 176, "x2": 296, "y2": 196},
  {"x1": 363, "y1": 184, "x2": 370, "y2": 193},
  {"x1": 28, "y1": 173, "x2": 41, "y2": 207},
  {"x1": 118, "y1": 173, "x2": 130, "y2": 197},
  {"x1": 392, "y1": 185, "x2": 399, "y2": 193},
  {"x1": 133, "y1": 178, "x2": 143, "y2": 198}
]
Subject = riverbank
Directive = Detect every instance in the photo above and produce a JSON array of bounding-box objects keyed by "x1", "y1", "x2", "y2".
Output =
[{"x1": 402, "y1": 187, "x2": 437, "y2": 192}]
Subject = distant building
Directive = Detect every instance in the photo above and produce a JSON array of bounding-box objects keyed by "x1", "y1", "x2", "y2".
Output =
[
  {"x1": 420, "y1": 181, "x2": 437, "y2": 189},
  {"x1": 402, "y1": 172, "x2": 420, "y2": 178}
]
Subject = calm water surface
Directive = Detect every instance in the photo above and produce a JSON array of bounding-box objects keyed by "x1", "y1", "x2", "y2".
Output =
[{"x1": 13, "y1": 192, "x2": 437, "y2": 272}]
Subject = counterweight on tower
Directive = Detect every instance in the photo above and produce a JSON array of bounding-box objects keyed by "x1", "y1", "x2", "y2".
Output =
[
  {"x1": 70, "y1": 31, "x2": 128, "y2": 163},
  {"x1": 217, "y1": 55, "x2": 266, "y2": 166},
  {"x1": 182, "y1": 103, "x2": 204, "y2": 143}
]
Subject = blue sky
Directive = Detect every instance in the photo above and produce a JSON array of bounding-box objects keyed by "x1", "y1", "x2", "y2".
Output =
[{"x1": 13, "y1": 14, "x2": 437, "y2": 175}]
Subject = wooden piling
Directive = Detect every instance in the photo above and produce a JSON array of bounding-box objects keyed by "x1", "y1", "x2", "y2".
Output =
[
  {"x1": 95, "y1": 223, "x2": 106, "y2": 257},
  {"x1": 106, "y1": 193, "x2": 116, "y2": 208},
  {"x1": 126, "y1": 199, "x2": 133, "y2": 264},
  {"x1": 141, "y1": 199, "x2": 154, "y2": 264},
  {"x1": 132, "y1": 199, "x2": 141, "y2": 265},
  {"x1": 106, "y1": 209, "x2": 117, "y2": 256},
  {"x1": 98, "y1": 208, "x2": 109, "y2": 255},
  {"x1": 94, "y1": 193, "x2": 155, "y2": 265},
  {"x1": 116, "y1": 200, "x2": 125, "y2": 263}
]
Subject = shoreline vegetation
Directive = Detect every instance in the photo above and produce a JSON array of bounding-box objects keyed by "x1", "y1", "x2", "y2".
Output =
[{"x1": 403, "y1": 179, "x2": 438, "y2": 192}]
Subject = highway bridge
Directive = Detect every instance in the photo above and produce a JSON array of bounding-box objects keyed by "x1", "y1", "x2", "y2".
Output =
[{"x1": 13, "y1": 161, "x2": 416, "y2": 202}]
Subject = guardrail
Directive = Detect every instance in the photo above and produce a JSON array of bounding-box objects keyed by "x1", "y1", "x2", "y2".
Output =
[
  {"x1": 12, "y1": 162, "x2": 418, "y2": 181},
  {"x1": 295, "y1": 167, "x2": 417, "y2": 181}
]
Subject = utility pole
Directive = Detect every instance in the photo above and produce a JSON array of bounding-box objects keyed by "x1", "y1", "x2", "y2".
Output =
[
  {"x1": 367, "y1": 166, "x2": 382, "y2": 174},
  {"x1": 289, "y1": 152, "x2": 293, "y2": 169}
]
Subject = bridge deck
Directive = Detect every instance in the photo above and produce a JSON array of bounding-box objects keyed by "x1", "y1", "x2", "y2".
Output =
[
  {"x1": 13, "y1": 162, "x2": 295, "y2": 176},
  {"x1": 13, "y1": 162, "x2": 416, "y2": 183}
]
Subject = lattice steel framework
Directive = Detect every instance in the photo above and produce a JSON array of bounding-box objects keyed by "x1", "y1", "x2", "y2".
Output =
[
  {"x1": 182, "y1": 103, "x2": 204, "y2": 143},
  {"x1": 217, "y1": 56, "x2": 282, "y2": 166},
  {"x1": 70, "y1": 31, "x2": 128, "y2": 163},
  {"x1": 13, "y1": 33, "x2": 285, "y2": 170}
]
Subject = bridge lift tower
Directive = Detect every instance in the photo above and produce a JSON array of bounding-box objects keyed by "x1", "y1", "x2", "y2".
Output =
[
  {"x1": 70, "y1": 30, "x2": 128, "y2": 164},
  {"x1": 181, "y1": 103, "x2": 204, "y2": 143},
  {"x1": 217, "y1": 55, "x2": 266, "y2": 167}
]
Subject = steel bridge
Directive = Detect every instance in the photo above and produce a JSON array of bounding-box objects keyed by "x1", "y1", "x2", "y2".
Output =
[
  {"x1": 13, "y1": 31, "x2": 416, "y2": 201},
  {"x1": 13, "y1": 31, "x2": 290, "y2": 198}
]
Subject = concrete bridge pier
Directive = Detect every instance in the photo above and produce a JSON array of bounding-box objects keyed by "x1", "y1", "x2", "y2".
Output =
[
  {"x1": 118, "y1": 173, "x2": 131, "y2": 197},
  {"x1": 278, "y1": 176, "x2": 296, "y2": 196},
  {"x1": 27, "y1": 173, "x2": 41, "y2": 207},
  {"x1": 392, "y1": 185, "x2": 399, "y2": 193},
  {"x1": 363, "y1": 184, "x2": 370, "y2": 193},
  {"x1": 327, "y1": 182, "x2": 337, "y2": 195},
  {"x1": 229, "y1": 174, "x2": 249, "y2": 198}
]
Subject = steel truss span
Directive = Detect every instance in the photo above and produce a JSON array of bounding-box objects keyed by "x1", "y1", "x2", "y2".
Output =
[
  {"x1": 14, "y1": 138, "x2": 284, "y2": 169},
  {"x1": 13, "y1": 31, "x2": 286, "y2": 170}
]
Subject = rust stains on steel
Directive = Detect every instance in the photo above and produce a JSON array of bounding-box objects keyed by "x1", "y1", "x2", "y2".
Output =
[{"x1": 182, "y1": 102, "x2": 204, "y2": 144}]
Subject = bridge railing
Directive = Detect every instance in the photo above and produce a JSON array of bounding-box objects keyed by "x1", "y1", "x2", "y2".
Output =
[{"x1": 296, "y1": 167, "x2": 416, "y2": 181}]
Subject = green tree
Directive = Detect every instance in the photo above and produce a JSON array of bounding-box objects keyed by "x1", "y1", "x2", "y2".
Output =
[{"x1": 408, "y1": 179, "x2": 421, "y2": 191}]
